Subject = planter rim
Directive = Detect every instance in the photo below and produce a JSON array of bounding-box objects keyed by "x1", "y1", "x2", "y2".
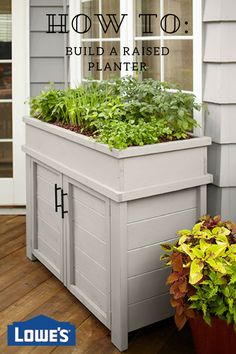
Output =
[{"x1": 24, "y1": 116, "x2": 212, "y2": 159}]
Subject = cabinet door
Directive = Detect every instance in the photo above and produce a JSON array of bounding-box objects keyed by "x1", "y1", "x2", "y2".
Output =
[
  {"x1": 31, "y1": 160, "x2": 64, "y2": 281},
  {"x1": 64, "y1": 177, "x2": 111, "y2": 329}
]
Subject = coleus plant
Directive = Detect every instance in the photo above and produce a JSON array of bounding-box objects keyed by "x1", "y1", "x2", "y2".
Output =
[{"x1": 161, "y1": 216, "x2": 236, "y2": 331}]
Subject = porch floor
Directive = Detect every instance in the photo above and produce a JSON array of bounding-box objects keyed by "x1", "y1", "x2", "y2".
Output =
[{"x1": 0, "y1": 215, "x2": 195, "y2": 353}]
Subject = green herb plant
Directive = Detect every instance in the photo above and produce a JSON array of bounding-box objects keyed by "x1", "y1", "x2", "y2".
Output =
[
  {"x1": 161, "y1": 216, "x2": 236, "y2": 331},
  {"x1": 30, "y1": 77, "x2": 201, "y2": 150}
]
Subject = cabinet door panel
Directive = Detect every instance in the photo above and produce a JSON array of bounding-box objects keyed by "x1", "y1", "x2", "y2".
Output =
[
  {"x1": 37, "y1": 217, "x2": 61, "y2": 253},
  {"x1": 74, "y1": 247, "x2": 107, "y2": 294},
  {"x1": 74, "y1": 223, "x2": 107, "y2": 268},
  {"x1": 32, "y1": 161, "x2": 63, "y2": 281},
  {"x1": 37, "y1": 174, "x2": 56, "y2": 207},
  {"x1": 37, "y1": 196, "x2": 61, "y2": 232},
  {"x1": 65, "y1": 177, "x2": 111, "y2": 329},
  {"x1": 75, "y1": 271, "x2": 107, "y2": 314},
  {"x1": 37, "y1": 237, "x2": 61, "y2": 271},
  {"x1": 73, "y1": 198, "x2": 106, "y2": 242},
  {"x1": 73, "y1": 186, "x2": 106, "y2": 216}
]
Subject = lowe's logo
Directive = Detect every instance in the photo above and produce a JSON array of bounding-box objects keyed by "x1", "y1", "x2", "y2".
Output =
[{"x1": 8, "y1": 315, "x2": 76, "y2": 346}]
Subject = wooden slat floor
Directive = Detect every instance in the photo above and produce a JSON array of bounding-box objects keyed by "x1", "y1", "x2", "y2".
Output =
[{"x1": 0, "y1": 215, "x2": 195, "y2": 354}]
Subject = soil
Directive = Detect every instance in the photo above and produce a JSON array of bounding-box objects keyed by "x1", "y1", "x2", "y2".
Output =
[
  {"x1": 53, "y1": 121, "x2": 192, "y2": 146},
  {"x1": 54, "y1": 121, "x2": 96, "y2": 138},
  {"x1": 159, "y1": 134, "x2": 192, "y2": 143}
]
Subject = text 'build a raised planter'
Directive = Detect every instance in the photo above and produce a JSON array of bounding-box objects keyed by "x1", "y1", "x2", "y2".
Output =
[{"x1": 23, "y1": 117, "x2": 212, "y2": 351}]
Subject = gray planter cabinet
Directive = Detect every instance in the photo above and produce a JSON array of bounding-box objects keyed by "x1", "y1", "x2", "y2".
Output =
[{"x1": 23, "y1": 117, "x2": 212, "y2": 351}]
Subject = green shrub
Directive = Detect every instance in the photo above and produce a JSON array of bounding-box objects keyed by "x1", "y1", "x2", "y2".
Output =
[{"x1": 30, "y1": 77, "x2": 201, "y2": 150}]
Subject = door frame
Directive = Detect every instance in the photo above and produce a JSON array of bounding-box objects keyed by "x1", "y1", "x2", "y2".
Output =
[{"x1": 0, "y1": 0, "x2": 30, "y2": 206}]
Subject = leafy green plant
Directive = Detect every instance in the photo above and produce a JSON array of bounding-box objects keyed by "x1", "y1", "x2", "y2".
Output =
[
  {"x1": 95, "y1": 118, "x2": 173, "y2": 150},
  {"x1": 30, "y1": 77, "x2": 201, "y2": 149},
  {"x1": 161, "y1": 216, "x2": 236, "y2": 331}
]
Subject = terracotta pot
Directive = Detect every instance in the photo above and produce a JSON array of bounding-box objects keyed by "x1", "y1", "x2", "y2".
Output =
[{"x1": 189, "y1": 316, "x2": 236, "y2": 354}]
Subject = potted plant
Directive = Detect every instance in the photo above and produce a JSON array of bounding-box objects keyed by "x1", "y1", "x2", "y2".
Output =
[
  {"x1": 161, "y1": 215, "x2": 236, "y2": 354},
  {"x1": 23, "y1": 77, "x2": 212, "y2": 351}
]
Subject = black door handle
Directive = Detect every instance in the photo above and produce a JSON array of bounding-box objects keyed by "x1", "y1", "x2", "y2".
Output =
[
  {"x1": 61, "y1": 189, "x2": 68, "y2": 219},
  {"x1": 54, "y1": 184, "x2": 62, "y2": 212}
]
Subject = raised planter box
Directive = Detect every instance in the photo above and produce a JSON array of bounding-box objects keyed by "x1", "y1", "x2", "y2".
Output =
[{"x1": 23, "y1": 117, "x2": 212, "y2": 351}]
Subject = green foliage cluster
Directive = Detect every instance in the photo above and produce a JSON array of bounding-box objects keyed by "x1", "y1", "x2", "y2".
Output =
[
  {"x1": 30, "y1": 77, "x2": 201, "y2": 150},
  {"x1": 161, "y1": 216, "x2": 236, "y2": 330}
]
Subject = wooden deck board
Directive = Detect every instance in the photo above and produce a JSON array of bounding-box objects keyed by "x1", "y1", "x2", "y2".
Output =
[
  {"x1": 0, "y1": 257, "x2": 42, "y2": 291},
  {"x1": 0, "y1": 216, "x2": 25, "y2": 235},
  {"x1": 0, "y1": 248, "x2": 26, "y2": 275},
  {"x1": 0, "y1": 222, "x2": 26, "y2": 246},
  {"x1": 0, "y1": 265, "x2": 52, "y2": 311},
  {"x1": 0, "y1": 234, "x2": 25, "y2": 259},
  {"x1": 0, "y1": 216, "x2": 17, "y2": 225},
  {"x1": 0, "y1": 216, "x2": 195, "y2": 353}
]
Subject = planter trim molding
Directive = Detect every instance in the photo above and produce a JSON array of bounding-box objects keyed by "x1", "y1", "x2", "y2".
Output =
[{"x1": 23, "y1": 117, "x2": 212, "y2": 202}]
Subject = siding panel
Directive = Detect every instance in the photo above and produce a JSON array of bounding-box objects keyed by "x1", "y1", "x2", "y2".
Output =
[
  {"x1": 31, "y1": 0, "x2": 64, "y2": 6},
  {"x1": 204, "y1": 0, "x2": 236, "y2": 21},
  {"x1": 30, "y1": 7, "x2": 65, "y2": 32},
  {"x1": 204, "y1": 23, "x2": 236, "y2": 62},
  {"x1": 30, "y1": 1, "x2": 67, "y2": 96},
  {"x1": 204, "y1": 63, "x2": 236, "y2": 103},
  {"x1": 128, "y1": 293, "x2": 173, "y2": 332},
  {"x1": 31, "y1": 33, "x2": 65, "y2": 57},
  {"x1": 31, "y1": 58, "x2": 65, "y2": 83},
  {"x1": 204, "y1": 1, "x2": 236, "y2": 220},
  {"x1": 128, "y1": 268, "x2": 170, "y2": 305},
  {"x1": 127, "y1": 188, "x2": 197, "y2": 223},
  {"x1": 126, "y1": 187, "x2": 201, "y2": 331},
  {"x1": 128, "y1": 242, "x2": 176, "y2": 278},
  {"x1": 208, "y1": 143, "x2": 236, "y2": 186},
  {"x1": 127, "y1": 208, "x2": 197, "y2": 250},
  {"x1": 208, "y1": 185, "x2": 236, "y2": 221},
  {"x1": 205, "y1": 104, "x2": 236, "y2": 144}
]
